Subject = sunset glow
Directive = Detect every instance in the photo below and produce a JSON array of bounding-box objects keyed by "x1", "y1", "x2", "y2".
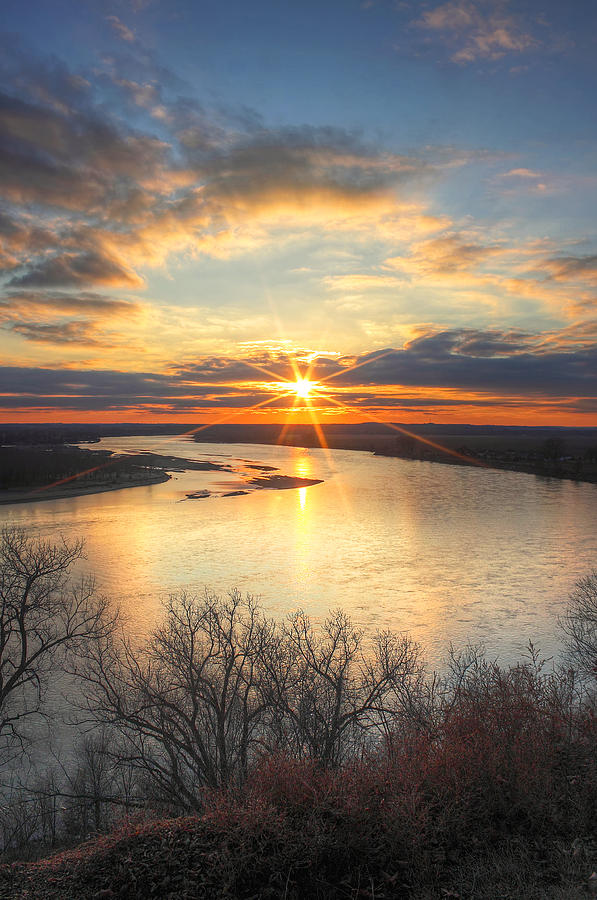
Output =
[
  {"x1": 2, "y1": 7, "x2": 597, "y2": 889},
  {"x1": 292, "y1": 379, "x2": 317, "y2": 400},
  {"x1": 0, "y1": 0, "x2": 595, "y2": 426}
]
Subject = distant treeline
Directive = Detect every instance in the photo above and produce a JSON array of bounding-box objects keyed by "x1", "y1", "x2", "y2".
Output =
[
  {"x1": 0, "y1": 446, "x2": 150, "y2": 490},
  {"x1": 0, "y1": 424, "x2": 194, "y2": 445},
  {"x1": 2, "y1": 422, "x2": 597, "y2": 485},
  {"x1": 192, "y1": 421, "x2": 597, "y2": 441},
  {"x1": 189, "y1": 423, "x2": 597, "y2": 481},
  {"x1": 1, "y1": 422, "x2": 597, "y2": 447}
]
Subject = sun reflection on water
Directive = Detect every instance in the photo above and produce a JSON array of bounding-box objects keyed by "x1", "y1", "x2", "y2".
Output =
[
  {"x1": 294, "y1": 452, "x2": 313, "y2": 516},
  {"x1": 291, "y1": 451, "x2": 315, "y2": 589}
]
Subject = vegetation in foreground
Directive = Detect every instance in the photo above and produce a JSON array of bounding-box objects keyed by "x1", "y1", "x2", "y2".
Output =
[
  {"x1": 2, "y1": 692, "x2": 596, "y2": 898},
  {"x1": 0, "y1": 529, "x2": 595, "y2": 898}
]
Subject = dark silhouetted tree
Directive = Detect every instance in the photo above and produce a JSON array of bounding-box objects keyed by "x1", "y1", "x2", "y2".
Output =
[
  {"x1": 0, "y1": 527, "x2": 115, "y2": 763},
  {"x1": 560, "y1": 571, "x2": 597, "y2": 681}
]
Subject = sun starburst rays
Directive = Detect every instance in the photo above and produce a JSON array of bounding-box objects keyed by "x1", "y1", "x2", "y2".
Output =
[
  {"x1": 249, "y1": 349, "x2": 491, "y2": 470},
  {"x1": 29, "y1": 346, "x2": 487, "y2": 498}
]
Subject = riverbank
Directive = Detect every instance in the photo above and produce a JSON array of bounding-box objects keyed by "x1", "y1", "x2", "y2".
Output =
[
  {"x1": 190, "y1": 423, "x2": 597, "y2": 485},
  {"x1": 373, "y1": 444, "x2": 597, "y2": 484},
  {"x1": 0, "y1": 470, "x2": 171, "y2": 505},
  {"x1": 0, "y1": 445, "x2": 326, "y2": 505},
  {"x1": 0, "y1": 445, "x2": 225, "y2": 506},
  {"x1": 3, "y1": 424, "x2": 597, "y2": 487}
]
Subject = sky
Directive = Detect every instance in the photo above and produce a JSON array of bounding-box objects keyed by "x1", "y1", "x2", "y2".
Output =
[{"x1": 1, "y1": 0, "x2": 596, "y2": 425}]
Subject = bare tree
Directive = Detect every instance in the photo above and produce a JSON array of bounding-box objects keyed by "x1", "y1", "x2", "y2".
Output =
[
  {"x1": 0, "y1": 527, "x2": 115, "y2": 762},
  {"x1": 80, "y1": 590, "x2": 278, "y2": 810},
  {"x1": 56, "y1": 729, "x2": 136, "y2": 838},
  {"x1": 560, "y1": 571, "x2": 597, "y2": 681},
  {"x1": 262, "y1": 609, "x2": 424, "y2": 766},
  {"x1": 79, "y1": 593, "x2": 424, "y2": 809}
]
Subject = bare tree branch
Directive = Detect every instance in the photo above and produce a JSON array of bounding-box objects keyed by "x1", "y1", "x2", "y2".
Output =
[{"x1": 0, "y1": 527, "x2": 117, "y2": 762}]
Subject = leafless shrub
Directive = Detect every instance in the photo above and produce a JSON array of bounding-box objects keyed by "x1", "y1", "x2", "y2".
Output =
[{"x1": 560, "y1": 571, "x2": 597, "y2": 681}]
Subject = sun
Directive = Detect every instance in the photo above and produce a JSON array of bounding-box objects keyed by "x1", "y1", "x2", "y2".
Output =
[{"x1": 293, "y1": 378, "x2": 317, "y2": 399}]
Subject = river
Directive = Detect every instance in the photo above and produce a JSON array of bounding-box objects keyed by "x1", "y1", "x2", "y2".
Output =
[{"x1": 2, "y1": 435, "x2": 596, "y2": 668}]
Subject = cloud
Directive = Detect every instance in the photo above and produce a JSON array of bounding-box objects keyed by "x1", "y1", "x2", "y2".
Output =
[
  {"x1": 0, "y1": 44, "x2": 434, "y2": 292},
  {"x1": 0, "y1": 327, "x2": 595, "y2": 417},
  {"x1": 164, "y1": 329, "x2": 597, "y2": 402},
  {"x1": 7, "y1": 250, "x2": 145, "y2": 289},
  {"x1": 413, "y1": 0, "x2": 538, "y2": 64},
  {"x1": 0, "y1": 321, "x2": 595, "y2": 416},
  {"x1": 376, "y1": 233, "x2": 597, "y2": 320},
  {"x1": 494, "y1": 168, "x2": 552, "y2": 196},
  {"x1": 0, "y1": 36, "x2": 91, "y2": 116},
  {"x1": 541, "y1": 254, "x2": 597, "y2": 284},
  {"x1": 501, "y1": 168, "x2": 543, "y2": 179},
  {"x1": 0, "y1": 289, "x2": 143, "y2": 348},
  {"x1": 8, "y1": 320, "x2": 107, "y2": 346},
  {"x1": 0, "y1": 88, "x2": 170, "y2": 218},
  {"x1": 0, "y1": 209, "x2": 57, "y2": 268},
  {"x1": 0, "y1": 38, "x2": 594, "y2": 422},
  {"x1": 312, "y1": 329, "x2": 597, "y2": 397},
  {"x1": 0, "y1": 290, "x2": 142, "y2": 318},
  {"x1": 177, "y1": 353, "x2": 300, "y2": 385},
  {"x1": 385, "y1": 233, "x2": 504, "y2": 278},
  {"x1": 106, "y1": 16, "x2": 136, "y2": 44},
  {"x1": 324, "y1": 274, "x2": 402, "y2": 292},
  {"x1": 0, "y1": 365, "x2": 273, "y2": 412}
]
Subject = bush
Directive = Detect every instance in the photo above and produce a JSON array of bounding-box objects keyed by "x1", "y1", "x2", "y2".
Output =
[{"x1": 560, "y1": 571, "x2": 597, "y2": 680}]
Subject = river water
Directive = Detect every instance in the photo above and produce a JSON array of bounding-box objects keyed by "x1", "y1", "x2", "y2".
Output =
[{"x1": 2, "y1": 435, "x2": 596, "y2": 668}]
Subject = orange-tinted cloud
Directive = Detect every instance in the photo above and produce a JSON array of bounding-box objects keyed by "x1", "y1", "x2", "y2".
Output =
[
  {"x1": 541, "y1": 254, "x2": 597, "y2": 284},
  {"x1": 413, "y1": 0, "x2": 538, "y2": 64},
  {"x1": 1, "y1": 323, "x2": 596, "y2": 423},
  {"x1": 386, "y1": 233, "x2": 505, "y2": 278},
  {"x1": 0, "y1": 289, "x2": 144, "y2": 352},
  {"x1": 9, "y1": 320, "x2": 108, "y2": 346},
  {"x1": 1, "y1": 38, "x2": 594, "y2": 427},
  {"x1": 0, "y1": 290, "x2": 142, "y2": 318},
  {"x1": 0, "y1": 64, "x2": 435, "y2": 292},
  {"x1": 8, "y1": 250, "x2": 145, "y2": 290}
]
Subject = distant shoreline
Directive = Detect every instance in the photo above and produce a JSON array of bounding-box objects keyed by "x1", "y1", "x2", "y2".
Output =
[
  {"x1": 190, "y1": 428, "x2": 597, "y2": 486},
  {"x1": 0, "y1": 446, "x2": 327, "y2": 506},
  {"x1": 0, "y1": 471, "x2": 171, "y2": 506},
  {"x1": 371, "y1": 447, "x2": 597, "y2": 484},
  {"x1": 2, "y1": 428, "x2": 596, "y2": 507}
]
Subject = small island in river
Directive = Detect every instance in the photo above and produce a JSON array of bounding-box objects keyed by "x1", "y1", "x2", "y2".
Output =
[
  {"x1": 247, "y1": 474, "x2": 324, "y2": 489},
  {"x1": 0, "y1": 445, "x2": 231, "y2": 505},
  {"x1": 0, "y1": 444, "x2": 325, "y2": 505}
]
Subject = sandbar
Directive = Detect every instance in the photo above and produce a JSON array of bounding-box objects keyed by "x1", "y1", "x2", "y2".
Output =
[{"x1": 247, "y1": 475, "x2": 324, "y2": 490}]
